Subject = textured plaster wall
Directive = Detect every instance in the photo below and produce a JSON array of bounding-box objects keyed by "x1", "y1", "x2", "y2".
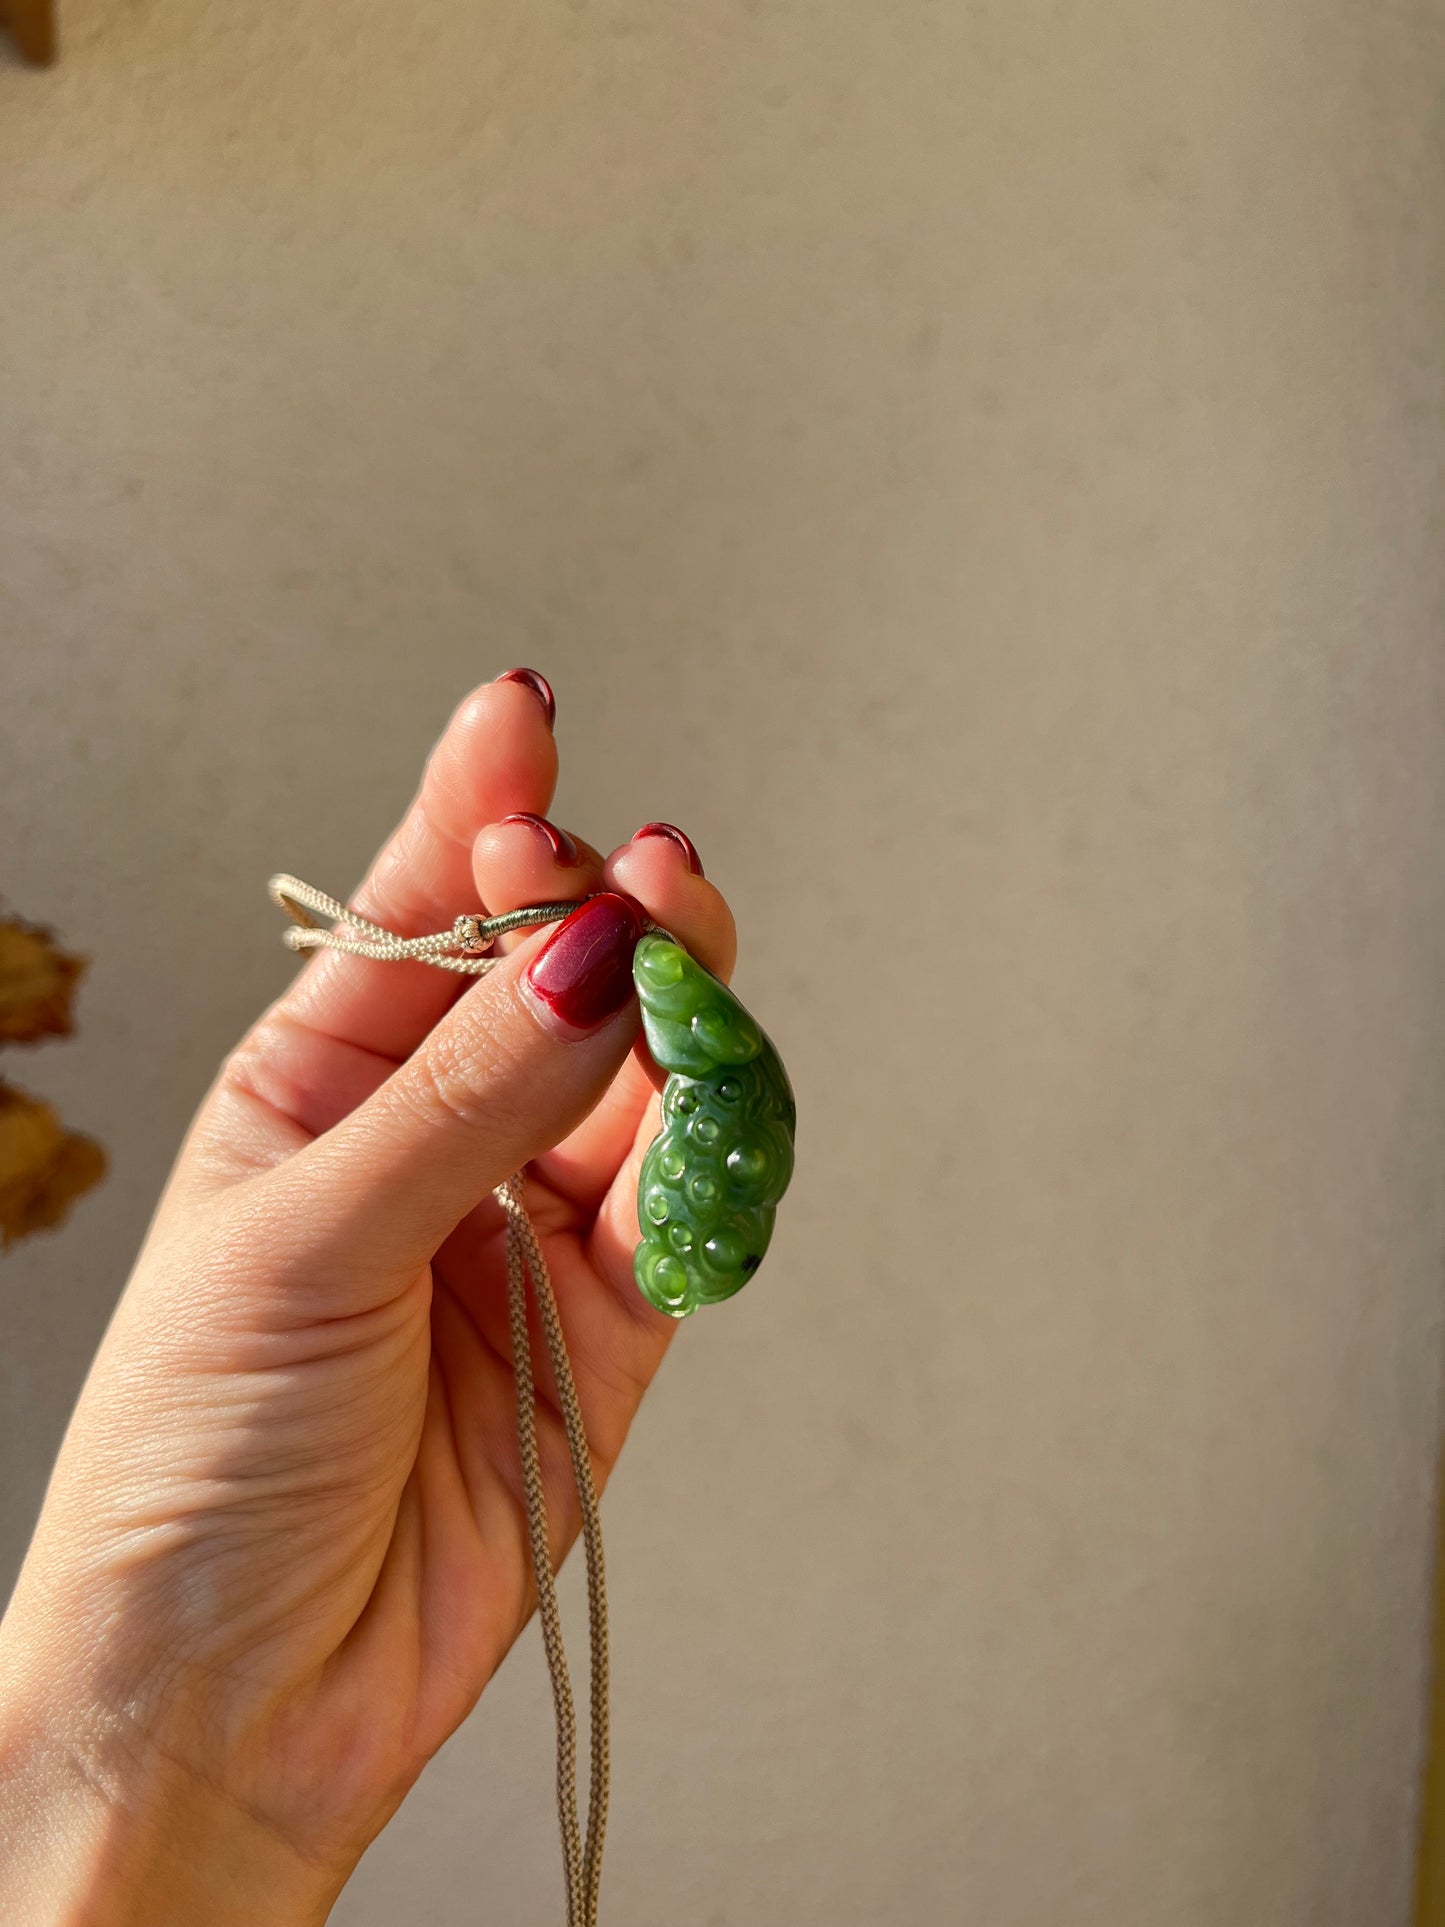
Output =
[{"x1": 4, "y1": 3, "x2": 1445, "y2": 1922}]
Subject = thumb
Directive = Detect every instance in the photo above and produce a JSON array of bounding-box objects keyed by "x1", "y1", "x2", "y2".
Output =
[{"x1": 273, "y1": 892, "x2": 645, "y2": 1279}]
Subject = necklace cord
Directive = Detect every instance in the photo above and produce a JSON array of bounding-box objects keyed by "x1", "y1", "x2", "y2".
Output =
[{"x1": 268, "y1": 876, "x2": 611, "y2": 1927}]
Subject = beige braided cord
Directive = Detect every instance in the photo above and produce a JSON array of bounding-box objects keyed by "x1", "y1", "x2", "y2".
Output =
[
  {"x1": 269, "y1": 877, "x2": 611, "y2": 1927},
  {"x1": 269, "y1": 873, "x2": 583, "y2": 974},
  {"x1": 496, "y1": 1176, "x2": 611, "y2": 1927}
]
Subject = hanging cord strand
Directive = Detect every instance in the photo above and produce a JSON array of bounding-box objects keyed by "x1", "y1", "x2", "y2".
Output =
[
  {"x1": 498, "y1": 1179, "x2": 611, "y2": 1923},
  {"x1": 498, "y1": 1173, "x2": 585, "y2": 1924},
  {"x1": 496, "y1": 1176, "x2": 611, "y2": 1927},
  {"x1": 269, "y1": 877, "x2": 612, "y2": 1926}
]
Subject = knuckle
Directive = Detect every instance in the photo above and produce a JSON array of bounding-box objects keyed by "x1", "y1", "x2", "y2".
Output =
[
  {"x1": 218, "y1": 1016, "x2": 290, "y2": 1099},
  {"x1": 402, "y1": 1004, "x2": 533, "y2": 1143},
  {"x1": 398, "y1": 1041, "x2": 484, "y2": 1135}
]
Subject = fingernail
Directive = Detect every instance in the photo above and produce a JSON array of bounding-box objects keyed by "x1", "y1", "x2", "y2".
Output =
[
  {"x1": 494, "y1": 667, "x2": 556, "y2": 730},
  {"x1": 524, "y1": 892, "x2": 645, "y2": 1036},
  {"x1": 500, "y1": 812, "x2": 580, "y2": 867},
  {"x1": 633, "y1": 821, "x2": 704, "y2": 877}
]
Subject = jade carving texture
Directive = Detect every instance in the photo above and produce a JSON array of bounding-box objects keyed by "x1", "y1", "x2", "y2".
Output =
[{"x1": 632, "y1": 935, "x2": 796, "y2": 1317}]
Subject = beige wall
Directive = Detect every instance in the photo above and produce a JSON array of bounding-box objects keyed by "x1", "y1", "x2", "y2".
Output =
[{"x1": 4, "y1": 4, "x2": 1444, "y2": 1921}]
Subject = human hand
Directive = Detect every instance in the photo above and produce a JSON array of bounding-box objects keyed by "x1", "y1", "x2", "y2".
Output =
[{"x1": 0, "y1": 673, "x2": 734, "y2": 1925}]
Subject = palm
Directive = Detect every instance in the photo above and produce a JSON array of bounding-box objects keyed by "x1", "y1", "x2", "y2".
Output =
[{"x1": 260, "y1": 1124, "x2": 662, "y2": 1854}]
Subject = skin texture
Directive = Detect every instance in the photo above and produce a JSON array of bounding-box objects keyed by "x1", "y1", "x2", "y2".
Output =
[{"x1": 0, "y1": 678, "x2": 738, "y2": 1925}]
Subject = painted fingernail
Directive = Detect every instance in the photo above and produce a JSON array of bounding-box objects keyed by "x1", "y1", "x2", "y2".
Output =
[
  {"x1": 500, "y1": 812, "x2": 580, "y2": 868},
  {"x1": 494, "y1": 667, "x2": 556, "y2": 730},
  {"x1": 524, "y1": 892, "x2": 645, "y2": 1036},
  {"x1": 633, "y1": 821, "x2": 704, "y2": 877}
]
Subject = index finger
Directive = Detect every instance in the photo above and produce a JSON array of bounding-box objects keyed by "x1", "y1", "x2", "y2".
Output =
[{"x1": 275, "y1": 671, "x2": 558, "y2": 1065}]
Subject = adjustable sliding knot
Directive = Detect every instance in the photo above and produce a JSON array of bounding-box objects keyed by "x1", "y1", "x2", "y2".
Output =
[{"x1": 453, "y1": 913, "x2": 490, "y2": 955}]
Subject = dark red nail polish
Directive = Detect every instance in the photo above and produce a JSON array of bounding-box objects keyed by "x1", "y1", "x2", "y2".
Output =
[
  {"x1": 633, "y1": 821, "x2": 704, "y2": 877},
  {"x1": 524, "y1": 893, "x2": 645, "y2": 1035},
  {"x1": 501, "y1": 812, "x2": 580, "y2": 867},
  {"x1": 494, "y1": 667, "x2": 556, "y2": 730}
]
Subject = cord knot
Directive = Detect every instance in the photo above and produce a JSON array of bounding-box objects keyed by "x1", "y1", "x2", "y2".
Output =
[{"x1": 452, "y1": 913, "x2": 491, "y2": 955}]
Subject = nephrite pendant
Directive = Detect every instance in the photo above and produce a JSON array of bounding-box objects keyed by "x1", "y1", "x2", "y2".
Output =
[{"x1": 632, "y1": 934, "x2": 796, "y2": 1318}]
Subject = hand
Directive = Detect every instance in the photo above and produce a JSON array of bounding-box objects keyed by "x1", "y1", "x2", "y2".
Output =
[{"x1": 0, "y1": 674, "x2": 734, "y2": 1925}]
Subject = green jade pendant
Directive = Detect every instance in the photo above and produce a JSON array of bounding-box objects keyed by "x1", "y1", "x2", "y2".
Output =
[{"x1": 632, "y1": 934, "x2": 796, "y2": 1318}]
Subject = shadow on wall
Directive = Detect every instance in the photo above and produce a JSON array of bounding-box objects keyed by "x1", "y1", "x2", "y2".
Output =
[{"x1": 0, "y1": 912, "x2": 105, "y2": 1247}]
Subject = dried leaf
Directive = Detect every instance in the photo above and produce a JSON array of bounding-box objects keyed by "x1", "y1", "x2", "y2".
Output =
[
  {"x1": 0, "y1": 1081, "x2": 107, "y2": 1248},
  {"x1": 0, "y1": 914, "x2": 86, "y2": 1045}
]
